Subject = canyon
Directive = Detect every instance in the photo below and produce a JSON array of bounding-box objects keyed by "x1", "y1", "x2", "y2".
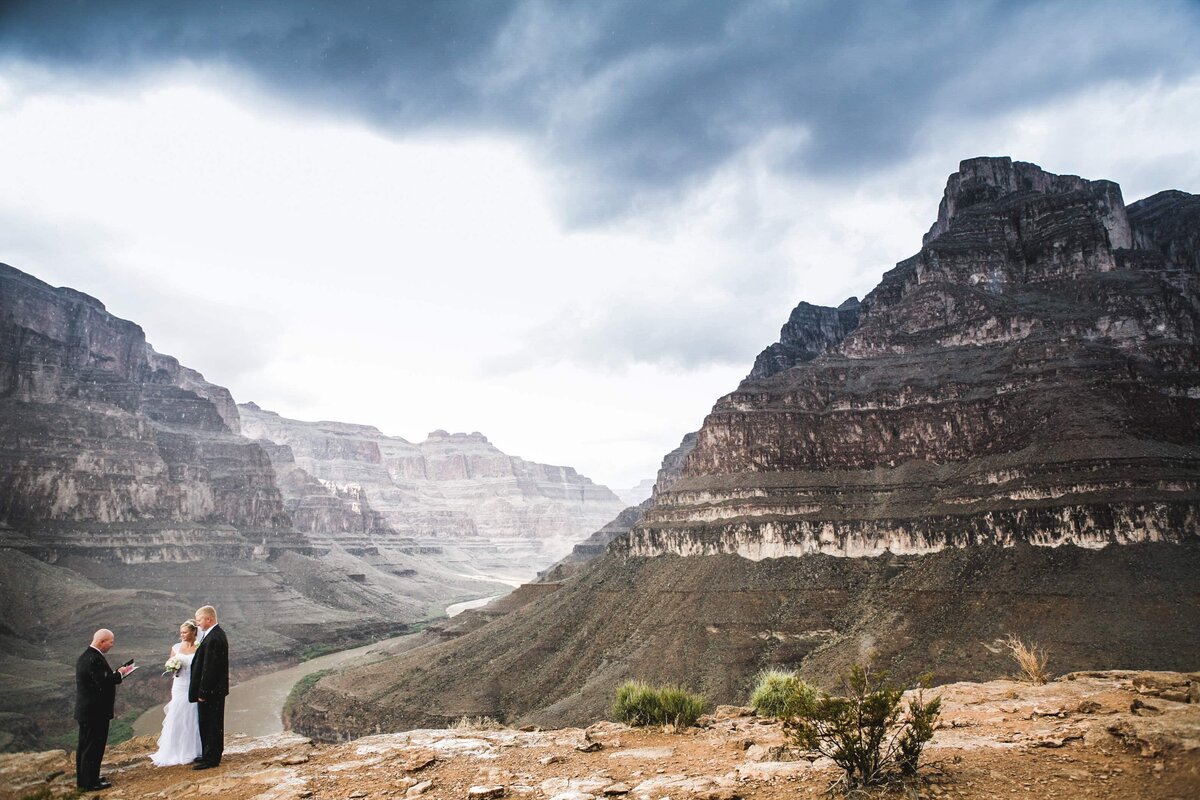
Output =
[
  {"x1": 0, "y1": 263, "x2": 620, "y2": 751},
  {"x1": 289, "y1": 158, "x2": 1200, "y2": 741}
]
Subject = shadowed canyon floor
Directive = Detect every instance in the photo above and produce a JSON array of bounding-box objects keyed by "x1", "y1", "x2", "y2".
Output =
[{"x1": 2, "y1": 671, "x2": 1198, "y2": 799}]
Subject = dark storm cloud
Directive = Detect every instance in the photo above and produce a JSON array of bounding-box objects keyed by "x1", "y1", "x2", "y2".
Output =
[{"x1": 3, "y1": 1, "x2": 1198, "y2": 222}]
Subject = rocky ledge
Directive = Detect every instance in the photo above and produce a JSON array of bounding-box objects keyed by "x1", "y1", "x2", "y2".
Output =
[{"x1": 2, "y1": 671, "x2": 1198, "y2": 799}]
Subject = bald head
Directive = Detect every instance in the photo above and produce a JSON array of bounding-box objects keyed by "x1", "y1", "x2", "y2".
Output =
[{"x1": 91, "y1": 629, "x2": 114, "y2": 653}]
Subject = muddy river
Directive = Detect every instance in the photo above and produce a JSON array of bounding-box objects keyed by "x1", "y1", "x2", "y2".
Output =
[{"x1": 132, "y1": 594, "x2": 503, "y2": 739}]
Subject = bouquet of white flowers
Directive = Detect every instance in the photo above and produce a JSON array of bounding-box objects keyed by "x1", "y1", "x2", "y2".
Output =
[{"x1": 163, "y1": 656, "x2": 183, "y2": 676}]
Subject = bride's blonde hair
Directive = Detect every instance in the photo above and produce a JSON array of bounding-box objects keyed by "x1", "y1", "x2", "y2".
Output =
[{"x1": 181, "y1": 619, "x2": 199, "y2": 636}]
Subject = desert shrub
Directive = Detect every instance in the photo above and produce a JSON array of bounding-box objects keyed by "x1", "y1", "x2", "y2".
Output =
[
  {"x1": 612, "y1": 680, "x2": 707, "y2": 728},
  {"x1": 749, "y1": 668, "x2": 819, "y2": 719},
  {"x1": 784, "y1": 664, "x2": 941, "y2": 791},
  {"x1": 1004, "y1": 634, "x2": 1050, "y2": 684}
]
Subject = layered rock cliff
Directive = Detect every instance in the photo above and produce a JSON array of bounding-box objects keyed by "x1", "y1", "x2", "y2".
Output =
[
  {"x1": 292, "y1": 158, "x2": 1200, "y2": 740},
  {"x1": 0, "y1": 264, "x2": 296, "y2": 559},
  {"x1": 539, "y1": 431, "x2": 700, "y2": 579},
  {"x1": 0, "y1": 264, "x2": 506, "y2": 749},
  {"x1": 239, "y1": 404, "x2": 625, "y2": 573},
  {"x1": 634, "y1": 157, "x2": 1199, "y2": 558}
]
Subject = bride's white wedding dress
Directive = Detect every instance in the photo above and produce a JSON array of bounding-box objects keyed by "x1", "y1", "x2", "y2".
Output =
[{"x1": 150, "y1": 643, "x2": 201, "y2": 766}]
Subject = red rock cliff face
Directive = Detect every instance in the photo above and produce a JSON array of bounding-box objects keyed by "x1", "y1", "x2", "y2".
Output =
[{"x1": 631, "y1": 157, "x2": 1199, "y2": 558}]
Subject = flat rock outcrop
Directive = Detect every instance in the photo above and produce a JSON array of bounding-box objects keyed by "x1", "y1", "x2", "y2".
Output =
[
  {"x1": 296, "y1": 158, "x2": 1200, "y2": 737},
  {"x1": 13, "y1": 671, "x2": 1195, "y2": 799}
]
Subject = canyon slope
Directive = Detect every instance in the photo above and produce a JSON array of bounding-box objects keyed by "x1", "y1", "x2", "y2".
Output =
[
  {"x1": 290, "y1": 157, "x2": 1200, "y2": 740},
  {"x1": 0, "y1": 264, "x2": 614, "y2": 750}
]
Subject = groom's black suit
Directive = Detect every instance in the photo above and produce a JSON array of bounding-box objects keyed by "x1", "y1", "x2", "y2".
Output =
[
  {"x1": 74, "y1": 646, "x2": 124, "y2": 789},
  {"x1": 189, "y1": 624, "x2": 229, "y2": 766}
]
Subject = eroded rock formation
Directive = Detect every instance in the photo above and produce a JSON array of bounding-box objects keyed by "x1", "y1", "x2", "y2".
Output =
[
  {"x1": 0, "y1": 264, "x2": 295, "y2": 559},
  {"x1": 635, "y1": 157, "x2": 1199, "y2": 558}
]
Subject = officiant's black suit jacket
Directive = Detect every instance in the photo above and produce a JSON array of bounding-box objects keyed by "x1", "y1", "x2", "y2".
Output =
[
  {"x1": 74, "y1": 647, "x2": 123, "y2": 722},
  {"x1": 189, "y1": 624, "x2": 229, "y2": 702}
]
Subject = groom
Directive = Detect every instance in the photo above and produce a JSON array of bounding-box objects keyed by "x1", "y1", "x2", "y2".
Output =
[{"x1": 189, "y1": 605, "x2": 229, "y2": 770}]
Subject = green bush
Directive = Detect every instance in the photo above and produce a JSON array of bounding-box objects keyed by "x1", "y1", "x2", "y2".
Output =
[
  {"x1": 612, "y1": 680, "x2": 707, "y2": 728},
  {"x1": 749, "y1": 668, "x2": 818, "y2": 719},
  {"x1": 784, "y1": 664, "x2": 941, "y2": 790},
  {"x1": 298, "y1": 643, "x2": 339, "y2": 662},
  {"x1": 107, "y1": 707, "x2": 141, "y2": 746},
  {"x1": 284, "y1": 669, "x2": 331, "y2": 717}
]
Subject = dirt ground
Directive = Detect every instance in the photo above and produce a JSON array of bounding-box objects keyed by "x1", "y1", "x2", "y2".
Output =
[{"x1": 2, "y1": 671, "x2": 1197, "y2": 800}]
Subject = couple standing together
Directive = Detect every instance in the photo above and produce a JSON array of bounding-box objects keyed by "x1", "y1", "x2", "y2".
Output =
[
  {"x1": 73, "y1": 605, "x2": 228, "y2": 791},
  {"x1": 150, "y1": 605, "x2": 230, "y2": 769}
]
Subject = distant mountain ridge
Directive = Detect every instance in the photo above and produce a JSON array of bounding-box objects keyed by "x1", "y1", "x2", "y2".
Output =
[
  {"x1": 239, "y1": 403, "x2": 624, "y2": 566},
  {"x1": 290, "y1": 157, "x2": 1200, "y2": 740}
]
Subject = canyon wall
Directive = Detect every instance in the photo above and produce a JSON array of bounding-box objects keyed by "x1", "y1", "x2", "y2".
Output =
[
  {"x1": 292, "y1": 158, "x2": 1200, "y2": 740},
  {"x1": 0, "y1": 265, "x2": 504, "y2": 749},
  {"x1": 634, "y1": 157, "x2": 1199, "y2": 558},
  {"x1": 238, "y1": 404, "x2": 625, "y2": 573}
]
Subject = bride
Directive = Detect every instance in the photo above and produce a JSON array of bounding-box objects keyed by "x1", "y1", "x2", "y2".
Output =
[{"x1": 150, "y1": 620, "x2": 202, "y2": 766}]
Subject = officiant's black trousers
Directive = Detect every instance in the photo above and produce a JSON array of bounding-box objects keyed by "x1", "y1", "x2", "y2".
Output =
[
  {"x1": 198, "y1": 697, "x2": 225, "y2": 765},
  {"x1": 76, "y1": 718, "x2": 109, "y2": 787}
]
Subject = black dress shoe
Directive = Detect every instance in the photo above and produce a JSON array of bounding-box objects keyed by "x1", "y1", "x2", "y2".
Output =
[
  {"x1": 193, "y1": 761, "x2": 216, "y2": 770},
  {"x1": 96, "y1": 777, "x2": 113, "y2": 787},
  {"x1": 192, "y1": 756, "x2": 206, "y2": 763}
]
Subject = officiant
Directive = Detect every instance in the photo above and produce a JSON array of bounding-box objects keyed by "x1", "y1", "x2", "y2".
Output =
[{"x1": 74, "y1": 628, "x2": 137, "y2": 791}]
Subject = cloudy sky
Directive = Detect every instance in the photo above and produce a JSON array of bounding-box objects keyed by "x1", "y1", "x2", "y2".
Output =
[{"x1": 2, "y1": 1, "x2": 1199, "y2": 493}]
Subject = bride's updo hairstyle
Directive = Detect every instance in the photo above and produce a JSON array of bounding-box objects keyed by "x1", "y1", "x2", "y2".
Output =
[{"x1": 181, "y1": 619, "x2": 199, "y2": 639}]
